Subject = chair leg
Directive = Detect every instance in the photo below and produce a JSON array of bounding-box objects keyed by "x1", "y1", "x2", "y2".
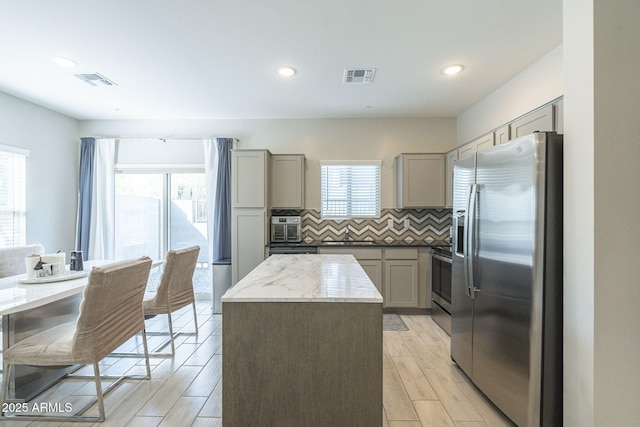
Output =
[
  {"x1": 192, "y1": 301, "x2": 199, "y2": 336},
  {"x1": 0, "y1": 362, "x2": 12, "y2": 414},
  {"x1": 141, "y1": 329, "x2": 151, "y2": 379},
  {"x1": 167, "y1": 313, "x2": 175, "y2": 356},
  {"x1": 93, "y1": 362, "x2": 106, "y2": 422}
]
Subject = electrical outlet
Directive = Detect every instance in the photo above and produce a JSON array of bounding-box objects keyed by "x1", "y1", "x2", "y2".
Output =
[
  {"x1": 387, "y1": 219, "x2": 393, "y2": 228},
  {"x1": 404, "y1": 219, "x2": 410, "y2": 229}
]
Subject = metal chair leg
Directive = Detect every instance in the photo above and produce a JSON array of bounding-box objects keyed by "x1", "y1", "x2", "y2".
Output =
[
  {"x1": 192, "y1": 301, "x2": 199, "y2": 336},
  {"x1": 141, "y1": 329, "x2": 151, "y2": 379},
  {"x1": 93, "y1": 362, "x2": 105, "y2": 422},
  {"x1": 167, "y1": 313, "x2": 175, "y2": 356}
]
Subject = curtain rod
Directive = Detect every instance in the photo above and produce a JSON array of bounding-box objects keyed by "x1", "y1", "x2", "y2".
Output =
[{"x1": 89, "y1": 136, "x2": 239, "y2": 142}]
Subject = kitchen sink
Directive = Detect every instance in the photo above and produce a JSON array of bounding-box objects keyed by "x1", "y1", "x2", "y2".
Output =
[{"x1": 321, "y1": 241, "x2": 377, "y2": 246}]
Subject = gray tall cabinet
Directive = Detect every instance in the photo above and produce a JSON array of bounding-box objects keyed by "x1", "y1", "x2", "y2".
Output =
[{"x1": 231, "y1": 149, "x2": 271, "y2": 285}]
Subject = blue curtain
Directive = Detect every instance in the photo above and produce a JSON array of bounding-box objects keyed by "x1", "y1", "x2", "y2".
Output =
[
  {"x1": 213, "y1": 138, "x2": 233, "y2": 262},
  {"x1": 76, "y1": 137, "x2": 95, "y2": 257}
]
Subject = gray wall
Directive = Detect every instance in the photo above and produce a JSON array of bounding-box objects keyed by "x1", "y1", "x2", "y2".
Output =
[
  {"x1": 80, "y1": 118, "x2": 457, "y2": 209},
  {"x1": 0, "y1": 91, "x2": 79, "y2": 254}
]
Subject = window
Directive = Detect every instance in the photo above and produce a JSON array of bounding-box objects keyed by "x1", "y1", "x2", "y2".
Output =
[
  {"x1": 0, "y1": 145, "x2": 29, "y2": 247},
  {"x1": 320, "y1": 161, "x2": 381, "y2": 219}
]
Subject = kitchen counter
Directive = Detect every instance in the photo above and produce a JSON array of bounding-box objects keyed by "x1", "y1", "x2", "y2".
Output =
[
  {"x1": 267, "y1": 239, "x2": 450, "y2": 248},
  {"x1": 222, "y1": 254, "x2": 382, "y2": 427},
  {"x1": 221, "y1": 254, "x2": 382, "y2": 303}
]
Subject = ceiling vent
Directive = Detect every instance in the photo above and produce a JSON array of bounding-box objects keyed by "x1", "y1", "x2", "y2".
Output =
[
  {"x1": 74, "y1": 72, "x2": 117, "y2": 87},
  {"x1": 343, "y1": 68, "x2": 376, "y2": 84}
]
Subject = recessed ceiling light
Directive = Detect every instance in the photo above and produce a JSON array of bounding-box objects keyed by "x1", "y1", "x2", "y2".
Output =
[
  {"x1": 441, "y1": 64, "x2": 464, "y2": 75},
  {"x1": 51, "y1": 56, "x2": 78, "y2": 68},
  {"x1": 276, "y1": 66, "x2": 297, "y2": 77}
]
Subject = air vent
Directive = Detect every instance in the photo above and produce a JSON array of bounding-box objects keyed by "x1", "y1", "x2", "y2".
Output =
[
  {"x1": 344, "y1": 68, "x2": 376, "y2": 84},
  {"x1": 74, "y1": 72, "x2": 117, "y2": 87}
]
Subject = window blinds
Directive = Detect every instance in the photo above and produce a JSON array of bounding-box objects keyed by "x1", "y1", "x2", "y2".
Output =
[
  {"x1": 320, "y1": 161, "x2": 381, "y2": 218},
  {"x1": 0, "y1": 146, "x2": 28, "y2": 247}
]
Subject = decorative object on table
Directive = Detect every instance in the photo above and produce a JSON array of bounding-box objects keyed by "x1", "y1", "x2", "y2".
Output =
[
  {"x1": 70, "y1": 250, "x2": 84, "y2": 271},
  {"x1": 24, "y1": 254, "x2": 41, "y2": 278},
  {"x1": 25, "y1": 252, "x2": 66, "y2": 278},
  {"x1": 383, "y1": 313, "x2": 409, "y2": 331}
]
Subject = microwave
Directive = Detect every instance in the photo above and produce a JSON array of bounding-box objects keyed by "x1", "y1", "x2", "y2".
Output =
[{"x1": 271, "y1": 216, "x2": 302, "y2": 243}]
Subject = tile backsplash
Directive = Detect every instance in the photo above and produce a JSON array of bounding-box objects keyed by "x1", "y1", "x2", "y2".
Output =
[{"x1": 272, "y1": 208, "x2": 452, "y2": 244}]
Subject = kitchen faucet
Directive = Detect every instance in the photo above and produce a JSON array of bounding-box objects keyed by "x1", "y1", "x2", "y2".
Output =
[{"x1": 344, "y1": 225, "x2": 350, "y2": 241}]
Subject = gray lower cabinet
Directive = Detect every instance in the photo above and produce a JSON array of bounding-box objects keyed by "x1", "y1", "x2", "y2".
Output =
[
  {"x1": 384, "y1": 260, "x2": 418, "y2": 307},
  {"x1": 358, "y1": 260, "x2": 383, "y2": 295},
  {"x1": 383, "y1": 248, "x2": 419, "y2": 308}
]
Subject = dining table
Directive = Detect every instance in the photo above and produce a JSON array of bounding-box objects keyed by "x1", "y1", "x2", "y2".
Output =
[{"x1": 0, "y1": 259, "x2": 162, "y2": 402}]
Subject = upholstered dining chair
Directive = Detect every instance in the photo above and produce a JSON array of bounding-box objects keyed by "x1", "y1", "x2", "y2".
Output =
[
  {"x1": 0, "y1": 256, "x2": 153, "y2": 423},
  {"x1": 0, "y1": 243, "x2": 44, "y2": 278},
  {"x1": 143, "y1": 245, "x2": 200, "y2": 357}
]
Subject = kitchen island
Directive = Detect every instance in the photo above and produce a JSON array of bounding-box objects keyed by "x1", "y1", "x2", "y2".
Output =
[{"x1": 221, "y1": 254, "x2": 383, "y2": 427}]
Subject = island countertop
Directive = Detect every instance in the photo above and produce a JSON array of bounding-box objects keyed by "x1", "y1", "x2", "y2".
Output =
[{"x1": 221, "y1": 254, "x2": 383, "y2": 303}]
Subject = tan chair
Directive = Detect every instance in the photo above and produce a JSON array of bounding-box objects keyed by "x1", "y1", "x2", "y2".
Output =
[
  {"x1": 143, "y1": 246, "x2": 200, "y2": 357},
  {"x1": 0, "y1": 257, "x2": 153, "y2": 423}
]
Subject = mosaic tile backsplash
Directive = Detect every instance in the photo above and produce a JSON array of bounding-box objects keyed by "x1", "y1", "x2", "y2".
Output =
[{"x1": 272, "y1": 208, "x2": 452, "y2": 244}]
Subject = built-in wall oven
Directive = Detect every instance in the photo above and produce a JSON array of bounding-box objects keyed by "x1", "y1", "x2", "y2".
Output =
[{"x1": 431, "y1": 246, "x2": 452, "y2": 335}]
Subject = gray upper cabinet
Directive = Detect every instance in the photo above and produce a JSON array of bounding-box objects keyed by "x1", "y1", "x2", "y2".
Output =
[
  {"x1": 232, "y1": 150, "x2": 270, "y2": 208},
  {"x1": 271, "y1": 154, "x2": 305, "y2": 209},
  {"x1": 445, "y1": 150, "x2": 458, "y2": 208},
  {"x1": 509, "y1": 104, "x2": 554, "y2": 140},
  {"x1": 554, "y1": 98, "x2": 564, "y2": 134},
  {"x1": 457, "y1": 133, "x2": 494, "y2": 162},
  {"x1": 396, "y1": 153, "x2": 446, "y2": 208},
  {"x1": 457, "y1": 143, "x2": 477, "y2": 161},
  {"x1": 474, "y1": 133, "x2": 495, "y2": 152},
  {"x1": 494, "y1": 125, "x2": 510, "y2": 145}
]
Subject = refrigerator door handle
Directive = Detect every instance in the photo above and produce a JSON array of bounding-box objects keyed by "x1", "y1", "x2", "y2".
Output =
[
  {"x1": 468, "y1": 183, "x2": 480, "y2": 298},
  {"x1": 462, "y1": 185, "x2": 472, "y2": 298}
]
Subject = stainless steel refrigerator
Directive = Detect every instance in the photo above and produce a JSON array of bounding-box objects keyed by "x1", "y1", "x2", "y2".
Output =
[{"x1": 451, "y1": 132, "x2": 562, "y2": 427}]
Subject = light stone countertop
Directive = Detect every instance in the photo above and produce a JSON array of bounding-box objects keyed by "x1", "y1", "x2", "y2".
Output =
[{"x1": 221, "y1": 254, "x2": 383, "y2": 303}]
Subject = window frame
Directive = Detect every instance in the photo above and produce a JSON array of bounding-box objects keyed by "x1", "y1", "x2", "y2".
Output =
[{"x1": 320, "y1": 160, "x2": 381, "y2": 220}]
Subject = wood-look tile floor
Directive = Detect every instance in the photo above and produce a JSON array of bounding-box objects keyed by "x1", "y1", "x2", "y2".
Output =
[{"x1": 3, "y1": 302, "x2": 514, "y2": 426}]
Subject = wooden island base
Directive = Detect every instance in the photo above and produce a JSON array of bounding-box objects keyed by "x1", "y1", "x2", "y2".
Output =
[{"x1": 223, "y1": 301, "x2": 382, "y2": 427}]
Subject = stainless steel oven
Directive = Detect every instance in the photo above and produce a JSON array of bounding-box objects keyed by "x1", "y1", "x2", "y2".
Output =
[{"x1": 431, "y1": 246, "x2": 452, "y2": 334}]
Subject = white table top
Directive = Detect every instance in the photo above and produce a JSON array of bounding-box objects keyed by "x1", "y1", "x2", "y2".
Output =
[
  {"x1": 0, "y1": 259, "x2": 163, "y2": 316},
  {"x1": 221, "y1": 254, "x2": 383, "y2": 303}
]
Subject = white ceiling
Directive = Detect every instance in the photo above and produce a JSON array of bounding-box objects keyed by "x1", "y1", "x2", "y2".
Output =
[{"x1": 0, "y1": 0, "x2": 562, "y2": 121}]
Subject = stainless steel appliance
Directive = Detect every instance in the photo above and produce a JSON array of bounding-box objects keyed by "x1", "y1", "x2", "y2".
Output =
[
  {"x1": 271, "y1": 216, "x2": 302, "y2": 243},
  {"x1": 268, "y1": 244, "x2": 317, "y2": 255},
  {"x1": 430, "y1": 246, "x2": 452, "y2": 334},
  {"x1": 451, "y1": 132, "x2": 562, "y2": 427}
]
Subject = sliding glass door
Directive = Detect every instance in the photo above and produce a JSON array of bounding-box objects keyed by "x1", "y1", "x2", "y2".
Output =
[{"x1": 115, "y1": 170, "x2": 210, "y2": 295}]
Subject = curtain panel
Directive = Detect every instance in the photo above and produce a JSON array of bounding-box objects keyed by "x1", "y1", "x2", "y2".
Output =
[
  {"x1": 213, "y1": 138, "x2": 234, "y2": 262},
  {"x1": 76, "y1": 138, "x2": 95, "y2": 257}
]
